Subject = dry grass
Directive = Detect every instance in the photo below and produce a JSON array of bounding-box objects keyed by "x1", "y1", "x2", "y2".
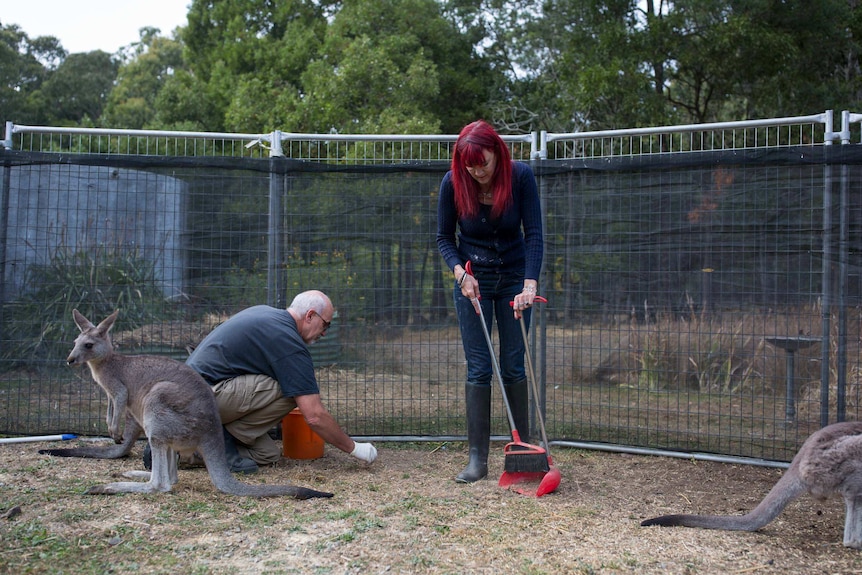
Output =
[
  {"x1": 2, "y1": 439, "x2": 862, "y2": 574},
  {"x1": 4, "y1": 307, "x2": 862, "y2": 573}
]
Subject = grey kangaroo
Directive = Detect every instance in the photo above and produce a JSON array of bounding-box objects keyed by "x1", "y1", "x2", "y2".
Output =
[
  {"x1": 46, "y1": 309, "x2": 332, "y2": 499},
  {"x1": 641, "y1": 421, "x2": 862, "y2": 548}
]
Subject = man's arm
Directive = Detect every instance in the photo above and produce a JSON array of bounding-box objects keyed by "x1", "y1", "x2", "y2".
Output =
[
  {"x1": 294, "y1": 393, "x2": 354, "y2": 452},
  {"x1": 294, "y1": 394, "x2": 376, "y2": 464}
]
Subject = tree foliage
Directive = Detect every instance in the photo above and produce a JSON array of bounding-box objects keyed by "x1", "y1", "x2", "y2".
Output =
[
  {"x1": 41, "y1": 51, "x2": 119, "y2": 126},
  {"x1": 0, "y1": 23, "x2": 65, "y2": 126},
  {"x1": 102, "y1": 28, "x2": 186, "y2": 129},
  {"x1": 2, "y1": 1, "x2": 862, "y2": 133}
]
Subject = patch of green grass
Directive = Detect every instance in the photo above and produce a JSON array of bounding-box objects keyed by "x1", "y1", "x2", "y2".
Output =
[
  {"x1": 247, "y1": 535, "x2": 276, "y2": 557},
  {"x1": 518, "y1": 559, "x2": 551, "y2": 575},
  {"x1": 324, "y1": 508, "x2": 362, "y2": 521},
  {"x1": 0, "y1": 520, "x2": 176, "y2": 575},
  {"x1": 156, "y1": 499, "x2": 231, "y2": 521},
  {"x1": 409, "y1": 554, "x2": 435, "y2": 569},
  {"x1": 241, "y1": 509, "x2": 279, "y2": 528},
  {"x1": 352, "y1": 516, "x2": 385, "y2": 533}
]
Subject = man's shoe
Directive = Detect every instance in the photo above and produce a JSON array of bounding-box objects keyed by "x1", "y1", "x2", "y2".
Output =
[{"x1": 223, "y1": 427, "x2": 259, "y2": 474}]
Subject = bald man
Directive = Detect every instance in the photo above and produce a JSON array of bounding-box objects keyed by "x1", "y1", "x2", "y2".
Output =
[{"x1": 151, "y1": 290, "x2": 377, "y2": 473}]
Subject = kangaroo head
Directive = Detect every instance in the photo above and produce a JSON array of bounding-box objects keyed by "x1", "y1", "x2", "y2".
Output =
[{"x1": 67, "y1": 310, "x2": 119, "y2": 366}]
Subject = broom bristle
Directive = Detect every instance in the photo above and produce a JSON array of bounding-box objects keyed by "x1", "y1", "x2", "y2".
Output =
[{"x1": 503, "y1": 444, "x2": 551, "y2": 473}]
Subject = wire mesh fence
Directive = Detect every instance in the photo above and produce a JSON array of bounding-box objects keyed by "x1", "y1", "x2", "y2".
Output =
[{"x1": 1, "y1": 112, "x2": 860, "y2": 463}]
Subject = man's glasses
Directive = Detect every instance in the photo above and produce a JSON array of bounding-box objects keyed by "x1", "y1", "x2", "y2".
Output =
[{"x1": 312, "y1": 311, "x2": 331, "y2": 330}]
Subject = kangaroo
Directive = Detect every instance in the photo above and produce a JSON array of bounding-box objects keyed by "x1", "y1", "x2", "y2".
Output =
[
  {"x1": 641, "y1": 421, "x2": 862, "y2": 548},
  {"x1": 51, "y1": 309, "x2": 333, "y2": 500}
]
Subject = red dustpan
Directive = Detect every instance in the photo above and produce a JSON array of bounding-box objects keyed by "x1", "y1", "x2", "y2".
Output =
[
  {"x1": 498, "y1": 296, "x2": 561, "y2": 497},
  {"x1": 498, "y1": 460, "x2": 561, "y2": 497}
]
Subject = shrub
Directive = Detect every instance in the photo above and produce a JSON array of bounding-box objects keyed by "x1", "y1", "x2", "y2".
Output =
[{"x1": 1, "y1": 246, "x2": 174, "y2": 369}]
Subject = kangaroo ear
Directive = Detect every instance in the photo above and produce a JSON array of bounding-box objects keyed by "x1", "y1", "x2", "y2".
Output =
[
  {"x1": 96, "y1": 310, "x2": 120, "y2": 334},
  {"x1": 72, "y1": 309, "x2": 94, "y2": 332}
]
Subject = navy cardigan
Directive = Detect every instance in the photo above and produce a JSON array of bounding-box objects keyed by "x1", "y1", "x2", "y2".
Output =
[{"x1": 436, "y1": 161, "x2": 543, "y2": 280}]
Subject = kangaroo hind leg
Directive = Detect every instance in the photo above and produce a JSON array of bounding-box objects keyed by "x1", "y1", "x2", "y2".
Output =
[
  {"x1": 87, "y1": 442, "x2": 176, "y2": 495},
  {"x1": 843, "y1": 495, "x2": 862, "y2": 549}
]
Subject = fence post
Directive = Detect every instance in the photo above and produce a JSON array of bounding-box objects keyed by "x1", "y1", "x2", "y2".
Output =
[
  {"x1": 268, "y1": 130, "x2": 285, "y2": 308},
  {"x1": 836, "y1": 111, "x2": 851, "y2": 422},
  {"x1": 2, "y1": 122, "x2": 12, "y2": 150},
  {"x1": 820, "y1": 111, "x2": 834, "y2": 428},
  {"x1": 532, "y1": 135, "x2": 549, "y2": 439},
  {"x1": 0, "y1": 145, "x2": 9, "y2": 345}
]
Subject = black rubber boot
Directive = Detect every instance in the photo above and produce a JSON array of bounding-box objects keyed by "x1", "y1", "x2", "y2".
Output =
[
  {"x1": 504, "y1": 379, "x2": 531, "y2": 444},
  {"x1": 456, "y1": 383, "x2": 491, "y2": 483},
  {"x1": 222, "y1": 427, "x2": 259, "y2": 474}
]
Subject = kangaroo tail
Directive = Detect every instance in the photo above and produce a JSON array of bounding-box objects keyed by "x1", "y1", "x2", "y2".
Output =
[
  {"x1": 208, "y1": 465, "x2": 334, "y2": 499},
  {"x1": 200, "y1": 435, "x2": 333, "y2": 499},
  {"x1": 217, "y1": 480, "x2": 334, "y2": 499},
  {"x1": 39, "y1": 431, "x2": 140, "y2": 460},
  {"x1": 641, "y1": 465, "x2": 806, "y2": 531},
  {"x1": 39, "y1": 444, "x2": 133, "y2": 459}
]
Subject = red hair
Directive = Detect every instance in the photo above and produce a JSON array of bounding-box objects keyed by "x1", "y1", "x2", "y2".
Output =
[{"x1": 451, "y1": 120, "x2": 512, "y2": 219}]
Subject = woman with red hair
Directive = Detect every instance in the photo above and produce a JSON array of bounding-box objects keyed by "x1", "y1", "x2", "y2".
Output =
[{"x1": 436, "y1": 120, "x2": 544, "y2": 483}]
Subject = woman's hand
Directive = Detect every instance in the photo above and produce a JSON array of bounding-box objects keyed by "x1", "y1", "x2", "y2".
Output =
[
  {"x1": 458, "y1": 263, "x2": 482, "y2": 314},
  {"x1": 513, "y1": 281, "x2": 537, "y2": 319}
]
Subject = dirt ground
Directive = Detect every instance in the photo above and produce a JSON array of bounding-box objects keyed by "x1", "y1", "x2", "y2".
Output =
[{"x1": 2, "y1": 439, "x2": 862, "y2": 575}]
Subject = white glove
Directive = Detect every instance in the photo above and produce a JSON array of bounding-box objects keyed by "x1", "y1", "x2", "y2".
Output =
[{"x1": 350, "y1": 441, "x2": 377, "y2": 463}]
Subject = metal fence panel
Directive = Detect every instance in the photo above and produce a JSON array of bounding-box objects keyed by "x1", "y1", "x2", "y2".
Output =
[{"x1": 1, "y1": 115, "x2": 859, "y2": 463}]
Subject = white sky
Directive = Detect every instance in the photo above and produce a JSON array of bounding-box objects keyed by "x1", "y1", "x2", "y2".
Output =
[{"x1": 3, "y1": 0, "x2": 192, "y2": 55}]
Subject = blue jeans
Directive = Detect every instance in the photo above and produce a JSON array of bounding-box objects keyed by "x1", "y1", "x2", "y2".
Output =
[{"x1": 454, "y1": 272, "x2": 531, "y2": 386}]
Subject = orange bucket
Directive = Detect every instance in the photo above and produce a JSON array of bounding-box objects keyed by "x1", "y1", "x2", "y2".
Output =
[{"x1": 282, "y1": 408, "x2": 324, "y2": 459}]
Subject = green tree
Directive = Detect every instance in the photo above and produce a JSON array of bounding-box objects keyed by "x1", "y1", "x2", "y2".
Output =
[
  {"x1": 658, "y1": 0, "x2": 823, "y2": 122},
  {"x1": 295, "y1": 0, "x2": 495, "y2": 134},
  {"x1": 101, "y1": 27, "x2": 187, "y2": 129},
  {"x1": 468, "y1": 0, "x2": 670, "y2": 132},
  {"x1": 718, "y1": 0, "x2": 861, "y2": 119},
  {"x1": 486, "y1": 0, "x2": 862, "y2": 131},
  {"x1": 181, "y1": 0, "x2": 331, "y2": 132},
  {"x1": 179, "y1": 0, "x2": 495, "y2": 134},
  {"x1": 0, "y1": 23, "x2": 65, "y2": 126},
  {"x1": 39, "y1": 51, "x2": 119, "y2": 126}
]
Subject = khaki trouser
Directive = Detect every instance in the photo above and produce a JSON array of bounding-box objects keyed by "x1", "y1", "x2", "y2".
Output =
[{"x1": 211, "y1": 374, "x2": 297, "y2": 465}]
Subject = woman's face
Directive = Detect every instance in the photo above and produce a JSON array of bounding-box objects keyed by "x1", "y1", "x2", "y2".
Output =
[{"x1": 465, "y1": 149, "x2": 497, "y2": 187}]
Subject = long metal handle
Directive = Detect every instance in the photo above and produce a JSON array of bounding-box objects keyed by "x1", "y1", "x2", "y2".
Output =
[
  {"x1": 518, "y1": 315, "x2": 550, "y2": 451},
  {"x1": 508, "y1": 295, "x2": 549, "y2": 449}
]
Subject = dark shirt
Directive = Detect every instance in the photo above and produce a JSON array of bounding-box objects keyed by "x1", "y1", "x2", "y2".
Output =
[
  {"x1": 186, "y1": 305, "x2": 319, "y2": 398},
  {"x1": 436, "y1": 161, "x2": 543, "y2": 278}
]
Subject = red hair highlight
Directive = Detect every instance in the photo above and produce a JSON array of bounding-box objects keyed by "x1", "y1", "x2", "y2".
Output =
[{"x1": 451, "y1": 120, "x2": 512, "y2": 219}]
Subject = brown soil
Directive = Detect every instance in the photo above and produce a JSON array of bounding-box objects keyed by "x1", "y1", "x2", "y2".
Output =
[{"x1": 1, "y1": 440, "x2": 861, "y2": 574}]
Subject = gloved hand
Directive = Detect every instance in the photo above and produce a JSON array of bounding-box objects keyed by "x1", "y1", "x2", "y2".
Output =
[{"x1": 350, "y1": 441, "x2": 378, "y2": 463}]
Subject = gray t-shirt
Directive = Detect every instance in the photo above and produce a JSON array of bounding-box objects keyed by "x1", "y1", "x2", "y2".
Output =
[{"x1": 187, "y1": 305, "x2": 319, "y2": 397}]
